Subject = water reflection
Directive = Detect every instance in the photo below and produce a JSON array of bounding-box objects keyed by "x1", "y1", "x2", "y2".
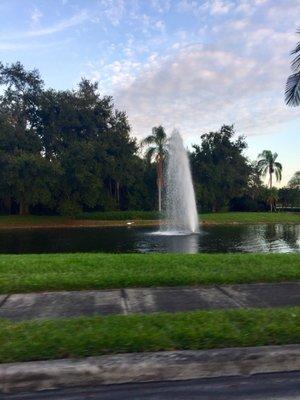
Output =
[
  {"x1": 145, "y1": 232, "x2": 200, "y2": 253},
  {"x1": 235, "y1": 224, "x2": 300, "y2": 253},
  {"x1": 0, "y1": 224, "x2": 298, "y2": 254}
]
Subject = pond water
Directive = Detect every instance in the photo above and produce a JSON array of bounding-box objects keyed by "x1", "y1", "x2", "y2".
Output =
[{"x1": 0, "y1": 224, "x2": 299, "y2": 254}]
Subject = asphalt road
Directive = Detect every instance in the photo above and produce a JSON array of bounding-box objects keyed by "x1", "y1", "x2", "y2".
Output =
[{"x1": 2, "y1": 371, "x2": 300, "y2": 400}]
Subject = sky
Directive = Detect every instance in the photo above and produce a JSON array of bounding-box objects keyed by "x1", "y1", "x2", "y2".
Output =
[{"x1": 0, "y1": 0, "x2": 299, "y2": 186}]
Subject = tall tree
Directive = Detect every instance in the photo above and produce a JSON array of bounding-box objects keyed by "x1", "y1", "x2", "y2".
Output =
[
  {"x1": 263, "y1": 187, "x2": 279, "y2": 212},
  {"x1": 0, "y1": 64, "x2": 145, "y2": 215},
  {"x1": 288, "y1": 171, "x2": 300, "y2": 189},
  {"x1": 191, "y1": 125, "x2": 250, "y2": 211},
  {"x1": 141, "y1": 126, "x2": 167, "y2": 212},
  {"x1": 285, "y1": 29, "x2": 300, "y2": 106},
  {"x1": 37, "y1": 79, "x2": 138, "y2": 214},
  {"x1": 257, "y1": 150, "x2": 282, "y2": 189},
  {"x1": 0, "y1": 62, "x2": 57, "y2": 214}
]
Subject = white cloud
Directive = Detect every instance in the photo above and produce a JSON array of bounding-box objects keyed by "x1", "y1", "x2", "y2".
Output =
[
  {"x1": 1, "y1": 10, "x2": 90, "y2": 40},
  {"x1": 0, "y1": 39, "x2": 70, "y2": 52},
  {"x1": 106, "y1": 1, "x2": 299, "y2": 140},
  {"x1": 30, "y1": 8, "x2": 43, "y2": 24},
  {"x1": 229, "y1": 19, "x2": 249, "y2": 30},
  {"x1": 155, "y1": 20, "x2": 165, "y2": 33},
  {"x1": 78, "y1": 0, "x2": 299, "y2": 144},
  {"x1": 178, "y1": 0, "x2": 234, "y2": 16},
  {"x1": 209, "y1": 0, "x2": 234, "y2": 15},
  {"x1": 100, "y1": 0, "x2": 125, "y2": 26},
  {"x1": 26, "y1": 10, "x2": 89, "y2": 37},
  {"x1": 177, "y1": 0, "x2": 198, "y2": 13},
  {"x1": 151, "y1": 0, "x2": 171, "y2": 13}
]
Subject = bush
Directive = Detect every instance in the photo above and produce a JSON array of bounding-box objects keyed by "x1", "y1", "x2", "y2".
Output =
[
  {"x1": 229, "y1": 196, "x2": 268, "y2": 212},
  {"x1": 58, "y1": 200, "x2": 82, "y2": 217}
]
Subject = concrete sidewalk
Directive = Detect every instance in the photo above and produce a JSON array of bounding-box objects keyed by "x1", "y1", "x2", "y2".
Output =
[{"x1": 0, "y1": 282, "x2": 299, "y2": 320}]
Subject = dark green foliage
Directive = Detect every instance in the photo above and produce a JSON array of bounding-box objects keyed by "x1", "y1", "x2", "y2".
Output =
[
  {"x1": 0, "y1": 63, "x2": 292, "y2": 216},
  {"x1": 278, "y1": 187, "x2": 300, "y2": 209},
  {"x1": 285, "y1": 29, "x2": 300, "y2": 106},
  {"x1": 0, "y1": 64, "x2": 152, "y2": 215},
  {"x1": 229, "y1": 196, "x2": 268, "y2": 212},
  {"x1": 191, "y1": 125, "x2": 251, "y2": 211},
  {"x1": 0, "y1": 62, "x2": 59, "y2": 214},
  {"x1": 288, "y1": 171, "x2": 300, "y2": 189}
]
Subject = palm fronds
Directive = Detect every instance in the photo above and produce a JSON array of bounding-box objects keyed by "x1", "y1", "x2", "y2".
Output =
[
  {"x1": 285, "y1": 72, "x2": 300, "y2": 106},
  {"x1": 141, "y1": 134, "x2": 156, "y2": 147},
  {"x1": 274, "y1": 162, "x2": 282, "y2": 181},
  {"x1": 257, "y1": 150, "x2": 282, "y2": 186},
  {"x1": 145, "y1": 146, "x2": 157, "y2": 163},
  {"x1": 285, "y1": 29, "x2": 300, "y2": 106}
]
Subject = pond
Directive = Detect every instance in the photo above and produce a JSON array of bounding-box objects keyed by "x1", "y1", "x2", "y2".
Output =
[{"x1": 0, "y1": 224, "x2": 299, "y2": 254}]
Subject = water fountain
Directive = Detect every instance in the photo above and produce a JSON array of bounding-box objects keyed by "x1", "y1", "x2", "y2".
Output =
[{"x1": 162, "y1": 129, "x2": 199, "y2": 235}]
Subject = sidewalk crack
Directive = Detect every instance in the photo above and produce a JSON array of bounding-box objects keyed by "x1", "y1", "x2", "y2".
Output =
[
  {"x1": 120, "y1": 288, "x2": 130, "y2": 315},
  {"x1": 0, "y1": 294, "x2": 10, "y2": 308},
  {"x1": 215, "y1": 285, "x2": 246, "y2": 308}
]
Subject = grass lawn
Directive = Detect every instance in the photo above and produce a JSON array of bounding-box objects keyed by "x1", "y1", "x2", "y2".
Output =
[
  {"x1": 0, "y1": 307, "x2": 299, "y2": 363},
  {"x1": 77, "y1": 210, "x2": 160, "y2": 220},
  {"x1": 0, "y1": 211, "x2": 298, "y2": 227},
  {"x1": 0, "y1": 253, "x2": 299, "y2": 294},
  {"x1": 201, "y1": 212, "x2": 300, "y2": 224},
  {"x1": 78, "y1": 211, "x2": 300, "y2": 224}
]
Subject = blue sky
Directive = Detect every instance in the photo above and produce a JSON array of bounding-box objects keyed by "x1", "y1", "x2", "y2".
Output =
[{"x1": 0, "y1": 0, "x2": 299, "y2": 185}]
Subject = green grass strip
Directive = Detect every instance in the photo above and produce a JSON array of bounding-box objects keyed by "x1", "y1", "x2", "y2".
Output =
[
  {"x1": 0, "y1": 307, "x2": 299, "y2": 363},
  {"x1": 0, "y1": 211, "x2": 298, "y2": 226},
  {"x1": 77, "y1": 211, "x2": 161, "y2": 220},
  {"x1": 0, "y1": 253, "x2": 299, "y2": 294},
  {"x1": 201, "y1": 212, "x2": 300, "y2": 224},
  {"x1": 78, "y1": 211, "x2": 300, "y2": 224}
]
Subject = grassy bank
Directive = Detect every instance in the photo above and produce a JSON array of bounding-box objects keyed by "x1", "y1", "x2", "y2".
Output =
[
  {"x1": 0, "y1": 214, "x2": 159, "y2": 227},
  {"x1": 201, "y1": 212, "x2": 300, "y2": 224},
  {"x1": 0, "y1": 307, "x2": 299, "y2": 363},
  {"x1": 78, "y1": 211, "x2": 300, "y2": 224},
  {"x1": 0, "y1": 211, "x2": 298, "y2": 228},
  {"x1": 0, "y1": 253, "x2": 299, "y2": 294},
  {"x1": 78, "y1": 211, "x2": 161, "y2": 220}
]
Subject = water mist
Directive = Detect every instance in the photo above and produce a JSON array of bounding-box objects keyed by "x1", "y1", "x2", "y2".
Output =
[{"x1": 163, "y1": 129, "x2": 199, "y2": 234}]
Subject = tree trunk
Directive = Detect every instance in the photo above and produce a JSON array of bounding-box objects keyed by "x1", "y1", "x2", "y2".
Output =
[
  {"x1": 19, "y1": 200, "x2": 29, "y2": 215},
  {"x1": 158, "y1": 179, "x2": 162, "y2": 212},
  {"x1": 116, "y1": 182, "x2": 120, "y2": 206},
  {"x1": 3, "y1": 196, "x2": 12, "y2": 214},
  {"x1": 269, "y1": 171, "x2": 272, "y2": 188},
  {"x1": 157, "y1": 157, "x2": 163, "y2": 212}
]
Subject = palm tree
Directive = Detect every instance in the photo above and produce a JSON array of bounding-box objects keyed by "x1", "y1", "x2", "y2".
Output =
[
  {"x1": 257, "y1": 150, "x2": 282, "y2": 189},
  {"x1": 285, "y1": 29, "x2": 300, "y2": 106},
  {"x1": 141, "y1": 126, "x2": 167, "y2": 212},
  {"x1": 265, "y1": 187, "x2": 279, "y2": 213}
]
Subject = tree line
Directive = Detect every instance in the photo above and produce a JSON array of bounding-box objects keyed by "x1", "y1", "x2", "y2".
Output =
[{"x1": 0, "y1": 62, "x2": 299, "y2": 215}]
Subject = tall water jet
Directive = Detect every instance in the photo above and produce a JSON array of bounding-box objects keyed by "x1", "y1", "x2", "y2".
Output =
[{"x1": 163, "y1": 130, "x2": 199, "y2": 234}]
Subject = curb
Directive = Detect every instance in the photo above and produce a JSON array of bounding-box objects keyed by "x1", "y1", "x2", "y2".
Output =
[{"x1": 1, "y1": 345, "x2": 300, "y2": 394}]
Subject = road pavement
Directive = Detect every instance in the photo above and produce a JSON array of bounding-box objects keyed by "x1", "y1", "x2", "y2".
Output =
[{"x1": 2, "y1": 371, "x2": 300, "y2": 400}]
